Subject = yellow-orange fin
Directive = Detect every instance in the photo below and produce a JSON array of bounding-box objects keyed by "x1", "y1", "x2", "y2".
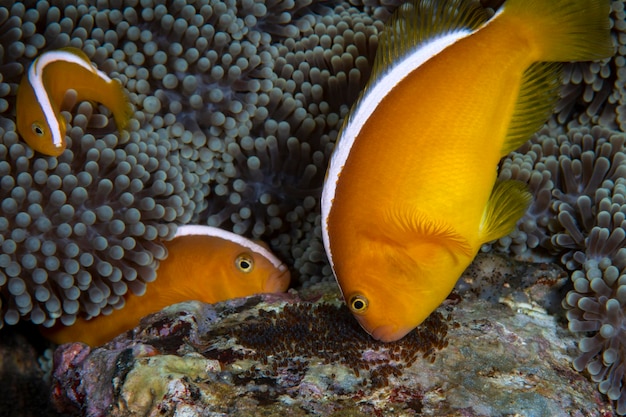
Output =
[
  {"x1": 479, "y1": 180, "x2": 532, "y2": 243},
  {"x1": 501, "y1": 0, "x2": 613, "y2": 63},
  {"x1": 370, "y1": 0, "x2": 489, "y2": 84},
  {"x1": 111, "y1": 78, "x2": 133, "y2": 131},
  {"x1": 383, "y1": 207, "x2": 473, "y2": 258},
  {"x1": 501, "y1": 62, "x2": 562, "y2": 156}
]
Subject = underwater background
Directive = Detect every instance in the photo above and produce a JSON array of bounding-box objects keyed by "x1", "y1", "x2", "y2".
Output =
[{"x1": 1, "y1": 0, "x2": 626, "y2": 415}]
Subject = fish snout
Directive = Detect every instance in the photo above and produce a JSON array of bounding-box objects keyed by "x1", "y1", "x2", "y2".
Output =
[
  {"x1": 263, "y1": 266, "x2": 291, "y2": 293},
  {"x1": 370, "y1": 324, "x2": 413, "y2": 343}
]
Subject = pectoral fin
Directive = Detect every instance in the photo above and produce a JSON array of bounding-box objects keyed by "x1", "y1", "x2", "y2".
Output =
[
  {"x1": 479, "y1": 180, "x2": 532, "y2": 243},
  {"x1": 382, "y1": 206, "x2": 473, "y2": 259}
]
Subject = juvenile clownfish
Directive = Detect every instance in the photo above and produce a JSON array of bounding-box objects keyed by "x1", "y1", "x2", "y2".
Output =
[
  {"x1": 321, "y1": 0, "x2": 613, "y2": 342},
  {"x1": 44, "y1": 225, "x2": 291, "y2": 346},
  {"x1": 16, "y1": 47, "x2": 132, "y2": 156}
]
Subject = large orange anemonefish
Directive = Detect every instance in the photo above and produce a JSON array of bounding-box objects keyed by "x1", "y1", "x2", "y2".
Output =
[
  {"x1": 321, "y1": 0, "x2": 613, "y2": 342},
  {"x1": 43, "y1": 225, "x2": 291, "y2": 346},
  {"x1": 16, "y1": 47, "x2": 132, "y2": 156}
]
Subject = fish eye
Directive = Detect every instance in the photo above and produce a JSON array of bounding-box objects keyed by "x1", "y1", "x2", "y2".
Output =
[
  {"x1": 348, "y1": 294, "x2": 369, "y2": 314},
  {"x1": 235, "y1": 254, "x2": 254, "y2": 273},
  {"x1": 31, "y1": 122, "x2": 45, "y2": 137}
]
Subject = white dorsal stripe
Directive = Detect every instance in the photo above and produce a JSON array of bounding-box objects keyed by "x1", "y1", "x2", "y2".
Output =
[
  {"x1": 320, "y1": 30, "x2": 475, "y2": 271},
  {"x1": 174, "y1": 225, "x2": 287, "y2": 271},
  {"x1": 29, "y1": 50, "x2": 112, "y2": 148}
]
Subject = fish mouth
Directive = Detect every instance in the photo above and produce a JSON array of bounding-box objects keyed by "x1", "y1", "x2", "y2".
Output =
[
  {"x1": 263, "y1": 266, "x2": 291, "y2": 293},
  {"x1": 370, "y1": 324, "x2": 413, "y2": 343}
]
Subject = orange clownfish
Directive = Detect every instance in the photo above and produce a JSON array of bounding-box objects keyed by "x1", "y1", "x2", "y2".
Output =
[
  {"x1": 16, "y1": 47, "x2": 132, "y2": 156},
  {"x1": 44, "y1": 225, "x2": 291, "y2": 346},
  {"x1": 321, "y1": 0, "x2": 613, "y2": 342}
]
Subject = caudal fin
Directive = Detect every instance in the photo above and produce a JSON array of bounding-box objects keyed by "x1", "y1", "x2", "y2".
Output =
[{"x1": 502, "y1": 0, "x2": 613, "y2": 62}]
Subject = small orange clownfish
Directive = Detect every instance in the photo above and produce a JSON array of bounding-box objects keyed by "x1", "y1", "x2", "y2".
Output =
[
  {"x1": 16, "y1": 47, "x2": 132, "y2": 156},
  {"x1": 321, "y1": 0, "x2": 613, "y2": 342},
  {"x1": 44, "y1": 225, "x2": 291, "y2": 346}
]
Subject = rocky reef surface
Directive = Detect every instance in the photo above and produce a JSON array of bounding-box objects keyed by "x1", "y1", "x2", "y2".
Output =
[{"x1": 43, "y1": 253, "x2": 612, "y2": 417}]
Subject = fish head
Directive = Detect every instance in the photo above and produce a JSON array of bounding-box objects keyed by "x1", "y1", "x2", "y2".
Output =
[
  {"x1": 336, "y1": 237, "x2": 469, "y2": 343},
  {"x1": 259, "y1": 259, "x2": 291, "y2": 294},
  {"x1": 16, "y1": 75, "x2": 66, "y2": 156},
  {"x1": 344, "y1": 287, "x2": 421, "y2": 343},
  {"x1": 244, "y1": 239, "x2": 292, "y2": 293},
  {"x1": 182, "y1": 232, "x2": 290, "y2": 301},
  {"x1": 342, "y1": 277, "x2": 439, "y2": 343}
]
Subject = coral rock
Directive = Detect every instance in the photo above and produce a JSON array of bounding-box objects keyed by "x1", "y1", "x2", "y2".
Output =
[{"x1": 51, "y1": 254, "x2": 611, "y2": 416}]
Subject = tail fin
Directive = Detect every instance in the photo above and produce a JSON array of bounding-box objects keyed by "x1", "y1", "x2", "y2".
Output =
[{"x1": 501, "y1": 0, "x2": 613, "y2": 62}]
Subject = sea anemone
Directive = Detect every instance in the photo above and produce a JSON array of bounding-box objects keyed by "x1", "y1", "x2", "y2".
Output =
[
  {"x1": 6, "y1": 0, "x2": 626, "y2": 412},
  {"x1": 0, "y1": 1, "x2": 197, "y2": 328},
  {"x1": 494, "y1": 124, "x2": 626, "y2": 262},
  {"x1": 497, "y1": 121, "x2": 626, "y2": 415},
  {"x1": 564, "y1": 253, "x2": 626, "y2": 414},
  {"x1": 0, "y1": 119, "x2": 191, "y2": 328},
  {"x1": 118, "y1": 0, "x2": 385, "y2": 283},
  {"x1": 0, "y1": 0, "x2": 392, "y2": 326}
]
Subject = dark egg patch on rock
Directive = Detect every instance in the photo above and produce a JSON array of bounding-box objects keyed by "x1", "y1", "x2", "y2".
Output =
[{"x1": 200, "y1": 302, "x2": 449, "y2": 393}]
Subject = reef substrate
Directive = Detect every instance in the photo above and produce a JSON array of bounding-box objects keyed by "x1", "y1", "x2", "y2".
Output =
[{"x1": 48, "y1": 253, "x2": 611, "y2": 417}]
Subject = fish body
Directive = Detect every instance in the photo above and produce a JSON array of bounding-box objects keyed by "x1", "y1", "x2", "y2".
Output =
[
  {"x1": 16, "y1": 47, "x2": 132, "y2": 156},
  {"x1": 322, "y1": 0, "x2": 613, "y2": 342},
  {"x1": 44, "y1": 225, "x2": 291, "y2": 346}
]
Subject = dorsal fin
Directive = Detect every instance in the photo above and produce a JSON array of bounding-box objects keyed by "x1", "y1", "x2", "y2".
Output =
[
  {"x1": 501, "y1": 62, "x2": 563, "y2": 156},
  {"x1": 369, "y1": 0, "x2": 490, "y2": 84}
]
